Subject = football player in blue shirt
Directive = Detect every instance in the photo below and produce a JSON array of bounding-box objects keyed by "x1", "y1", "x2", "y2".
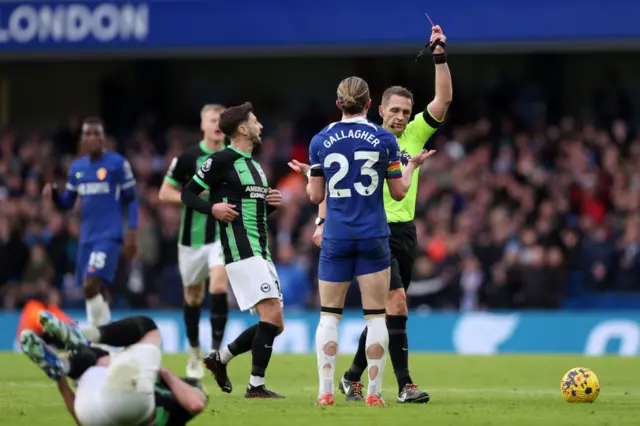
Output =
[
  {"x1": 289, "y1": 77, "x2": 434, "y2": 406},
  {"x1": 43, "y1": 117, "x2": 138, "y2": 327}
]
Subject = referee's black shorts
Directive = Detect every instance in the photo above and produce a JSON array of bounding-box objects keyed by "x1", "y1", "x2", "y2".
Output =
[{"x1": 389, "y1": 221, "x2": 417, "y2": 292}]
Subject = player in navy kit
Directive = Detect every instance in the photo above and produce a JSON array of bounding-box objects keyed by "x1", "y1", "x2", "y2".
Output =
[
  {"x1": 289, "y1": 77, "x2": 434, "y2": 406},
  {"x1": 43, "y1": 117, "x2": 138, "y2": 327}
]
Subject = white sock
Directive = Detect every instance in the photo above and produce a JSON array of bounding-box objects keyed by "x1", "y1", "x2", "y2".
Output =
[
  {"x1": 365, "y1": 315, "x2": 389, "y2": 397},
  {"x1": 249, "y1": 375, "x2": 265, "y2": 387},
  {"x1": 80, "y1": 325, "x2": 101, "y2": 342},
  {"x1": 86, "y1": 294, "x2": 110, "y2": 326},
  {"x1": 316, "y1": 314, "x2": 340, "y2": 397},
  {"x1": 219, "y1": 347, "x2": 234, "y2": 364}
]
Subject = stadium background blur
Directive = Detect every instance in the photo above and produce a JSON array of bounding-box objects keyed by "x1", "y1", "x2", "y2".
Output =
[{"x1": 1, "y1": 0, "x2": 640, "y2": 354}]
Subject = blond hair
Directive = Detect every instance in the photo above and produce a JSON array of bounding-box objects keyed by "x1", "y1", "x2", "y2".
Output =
[
  {"x1": 336, "y1": 76, "x2": 370, "y2": 114},
  {"x1": 381, "y1": 86, "x2": 414, "y2": 106},
  {"x1": 200, "y1": 104, "x2": 226, "y2": 116}
]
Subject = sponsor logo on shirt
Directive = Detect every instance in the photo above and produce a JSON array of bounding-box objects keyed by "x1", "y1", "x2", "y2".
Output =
[{"x1": 78, "y1": 182, "x2": 110, "y2": 195}]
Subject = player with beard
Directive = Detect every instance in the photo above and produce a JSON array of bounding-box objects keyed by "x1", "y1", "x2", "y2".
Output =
[
  {"x1": 159, "y1": 104, "x2": 230, "y2": 379},
  {"x1": 313, "y1": 25, "x2": 453, "y2": 404},
  {"x1": 181, "y1": 102, "x2": 285, "y2": 398}
]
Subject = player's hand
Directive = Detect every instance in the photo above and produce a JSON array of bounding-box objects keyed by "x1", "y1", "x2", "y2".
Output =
[
  {"x1": 430, "y1": 25, "x2": 446, "y2": 54},
  {"x1": 287, "y1": 160, "x2": 310, "y2": 176},
  {"x1": 266, "y1": 188, "x2": 282, "y2": 207},
  {"x1": 212, "y1": 202, "x2": 239, "y2": 222},
  {"x1": 409, "y1": 149, "x2": 437, "y2": 167},
  {"x1": 123, "y1": 229, "x2": 138, "y2": 260},
  {"x1": 312, "y1": 225, "x2": 323, "y2": 247}
]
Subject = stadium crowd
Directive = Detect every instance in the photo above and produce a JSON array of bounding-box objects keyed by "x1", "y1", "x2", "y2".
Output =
[{"x1": 1, "y1": 99, "x2": 639, "y2": 311}]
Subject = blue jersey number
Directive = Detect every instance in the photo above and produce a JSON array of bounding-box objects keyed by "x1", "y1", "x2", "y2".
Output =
[{"x1": 325, "y1": 151, "x2": 380, "y2": 198}]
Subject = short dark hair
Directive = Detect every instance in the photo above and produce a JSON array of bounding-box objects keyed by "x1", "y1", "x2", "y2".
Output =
[
  {"x1": 381, "y1": 86, "x2": 414, "y2": 106},
  {"x1": 82, "y1": 116, "x2": 104, "y2": 128},
  {"x1": 219, "y1": 102, "x2": 253, "y2": 137}
]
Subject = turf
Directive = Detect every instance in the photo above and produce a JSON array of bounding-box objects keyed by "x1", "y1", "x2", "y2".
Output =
[{"x1": 2, "y1": 353, "x2": 639, "y2": 426}]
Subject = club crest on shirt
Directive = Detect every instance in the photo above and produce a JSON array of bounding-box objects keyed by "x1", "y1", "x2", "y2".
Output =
[
  {"x1": 399, "y1": 149, "x2": 412, "y2": 167},
  {"x1": 96, "y1": 168, "x2": 108, "y2": 181}
]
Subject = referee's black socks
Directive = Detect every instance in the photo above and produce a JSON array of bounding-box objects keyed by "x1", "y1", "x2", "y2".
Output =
[
  {"x1": 387, "y1": 315, "x2": 413, "y2": 391},
  {"x1": 345, "y1": 315, "x2": 413, "y2": 392},
  {"x1": 210, "y1": 293, "x2": 228, "y2": 350}
]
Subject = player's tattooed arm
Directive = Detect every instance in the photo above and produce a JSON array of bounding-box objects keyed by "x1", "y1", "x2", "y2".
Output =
[{"x1": 56, "y1": 378, "x2": 81, "y2": 426}]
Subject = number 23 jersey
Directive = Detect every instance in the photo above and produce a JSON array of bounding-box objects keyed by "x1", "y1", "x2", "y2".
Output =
[{"x1": 309, "y1": 116, "x2": 402, "y2": 240}]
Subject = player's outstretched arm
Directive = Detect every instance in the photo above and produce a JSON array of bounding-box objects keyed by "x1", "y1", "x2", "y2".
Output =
[
  {"x1": 56, "y1": 378, "x2": 81, "y2": 426},
  {"x1": 425, "y1": 25, "x2": 452, "y2": 123},
  {"x1": 288, "y1": 160, "x2": 325, "y2": 204},
  {"x1": 158, "y1": 368, "x2": 207, "y2": 415}
]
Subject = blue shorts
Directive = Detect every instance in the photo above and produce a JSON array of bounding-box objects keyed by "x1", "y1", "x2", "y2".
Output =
[
  {"x1": 76, "y1": 240, "x2": 122, "y2": 286},
  {"x1": 318, "y1": 237, "x2": 391, "y2": 282}
]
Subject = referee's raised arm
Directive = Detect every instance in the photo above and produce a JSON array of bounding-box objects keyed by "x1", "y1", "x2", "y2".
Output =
[{"x1": 424, "y1": 25, "x2": 452, "y2": 123}]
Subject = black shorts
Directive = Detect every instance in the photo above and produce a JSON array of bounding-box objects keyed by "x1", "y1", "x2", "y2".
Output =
[{"x1": 389, "y1": 221, "x2": 417, "y2": 291}]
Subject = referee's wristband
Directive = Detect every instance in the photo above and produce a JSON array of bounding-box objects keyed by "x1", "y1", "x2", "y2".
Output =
[{"x1": 433, "y1": 52, "x2": 447, "y2": 64}]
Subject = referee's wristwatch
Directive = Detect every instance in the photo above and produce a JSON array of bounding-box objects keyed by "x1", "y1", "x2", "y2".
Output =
[{"x1": 315, "y1": 217, "x2": 325, "y2": 226}]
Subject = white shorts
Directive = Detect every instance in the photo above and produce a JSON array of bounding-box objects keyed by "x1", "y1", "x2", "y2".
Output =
[
  {"x1": 74, "y1": 344, "x2": 162, "y2": 426},
  {"x1": 226, "y1": 256, "x2": 282, "y2": 314},
  {"x1": 178, "y1": 242, "x2": 224, "y2": 286}
]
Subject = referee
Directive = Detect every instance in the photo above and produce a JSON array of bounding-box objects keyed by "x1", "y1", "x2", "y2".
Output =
[{"x1": 313, "y1": 25, "x2": 452, "y2": 404}]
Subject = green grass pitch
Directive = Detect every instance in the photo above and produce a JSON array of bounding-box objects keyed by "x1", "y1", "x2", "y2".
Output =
[{"x1": 2, "y1": 353, "x2": 639, "y2": 425}]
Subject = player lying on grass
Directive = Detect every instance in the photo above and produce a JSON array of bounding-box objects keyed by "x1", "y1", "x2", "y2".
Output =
[{"x1": 20, "y1": 313, "x2": 207, "y2": 426}]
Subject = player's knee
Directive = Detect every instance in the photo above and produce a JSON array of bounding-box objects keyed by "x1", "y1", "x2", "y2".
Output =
[
  {"x1": 386, "y1": 288, "x2": 407, "y2": 316},
  {"x1": 184, "y1": 284, "x2": 205, "y2": 306},
  {"x1": 256, "y1": 298, "x2": 284, "y2": 332},
  {"x1": 208, "y1": 267, "x2": 228, "y2": 294},
  {"x1": 138, "y1": 330, "x2": 162, "y2": 349},
  {"x1": 83, "y1": 277, "x2": 102, "y2": 298}
]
